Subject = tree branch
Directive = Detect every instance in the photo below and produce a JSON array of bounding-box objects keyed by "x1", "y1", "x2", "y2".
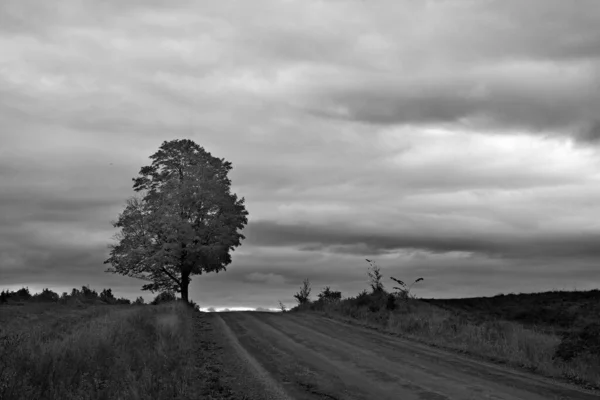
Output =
[{"x1": 161, "y1": 266, "x2": 182, "y2": 287}]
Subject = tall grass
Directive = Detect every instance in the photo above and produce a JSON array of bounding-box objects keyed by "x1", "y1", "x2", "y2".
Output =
[
  {"x1": 312, "y1": 298, "x2": 600, "y2": 389},
  {"x1": 0, "y1": 302, "x2": 198, "y2": 400}
]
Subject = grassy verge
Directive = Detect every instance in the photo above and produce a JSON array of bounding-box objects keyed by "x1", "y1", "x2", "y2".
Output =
[
  {"x1": 297, "y1": 298, "x2": 600, "y2": 390},
  {"x1": 0, "y1": 301, "x2": 201, "y2": 400}
]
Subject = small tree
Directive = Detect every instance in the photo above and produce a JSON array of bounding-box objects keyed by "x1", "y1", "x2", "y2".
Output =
[
  {"x1": 366, "y1": 259, "x2": 385, "y2": 293},
  {"x1": 317, "y1": 286, "x2": 342, "y2": 303},
  {"x1": 81, "y1": 285, "x2": 98, "y2": 301},
  {"x1": 294, "y1": 278, "x2": 312, "y2": 305},
  {"x1": 100, "y1": 288, "x2": 116, "y2": 304},
  {"x1": 104, "y1": 139, "x2": 249, "y2": 303},
  {"x1": 15, "y1": 287, "x2": 32, "y2": 300},
  {"x1": 278, "y1": 300, "x2": 287, "y2": 312}
]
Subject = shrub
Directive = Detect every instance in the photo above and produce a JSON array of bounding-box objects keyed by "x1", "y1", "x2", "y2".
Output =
[
  {"x1": 187, "y1": 299, "x2": 200, "y2": 311},
  {"x1": 317, "y1": 286, "x2": 342, "y2": 303},
  {"x1": 554, "y1": 322, "x2": 600, "y2": 361},
  {"x1": 32, "y1": 288, "x2": 59, "y2": 303},
  {"x1": 115, "y1": 297, "x2": 131, "y2": 305},
  {"x1": 151, "y1": 291, "x2": 176, "y2": 305},
  {"x1": 294, "y1": 278, "x2": 312, "y2": 305}
]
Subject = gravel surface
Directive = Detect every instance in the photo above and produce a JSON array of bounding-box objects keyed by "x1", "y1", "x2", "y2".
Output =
[{"x1": 194, "y1": 311, "x2": 600, "y2": 400}]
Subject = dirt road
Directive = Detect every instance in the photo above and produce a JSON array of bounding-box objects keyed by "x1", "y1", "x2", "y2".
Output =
[{"x1": 203, "y1": 311, "x2": 598, "y2": 400}]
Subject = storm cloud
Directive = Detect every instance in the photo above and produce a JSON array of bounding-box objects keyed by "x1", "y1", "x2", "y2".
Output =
[{"x1": 1, "y1": 0, "x2": 600, "y2": 309}]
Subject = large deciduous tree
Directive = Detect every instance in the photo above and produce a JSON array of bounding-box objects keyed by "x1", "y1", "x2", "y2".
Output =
[{"x1": 104, "y1": 139, "x2": 249, "y2": 303}]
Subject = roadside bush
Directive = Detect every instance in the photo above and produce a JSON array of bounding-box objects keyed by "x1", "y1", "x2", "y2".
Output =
[
  {"x1": 151, "y1": 291, "x2": 177, "y2": 305},
  {"x1": 31, "y1": 288, "x2": 59, "y2": 303},
  {"x1": 317, "y1": 286, "x2": 341, "y2": 303},
  {"x1": 115, "y1": 297, "x2": 131, "y2": 305},
  {"x1": 344, "y1": 289, "x2": 390, "y2": 313},
  {"x1": 187, "y1": 299, "x2": 200, "y2": 311},
  {"x1": 554, "y1": 322, "x2": 600, "y2": 361}
]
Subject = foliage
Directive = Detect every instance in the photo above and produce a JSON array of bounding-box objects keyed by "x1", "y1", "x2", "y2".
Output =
[
  {"x1": 133, "y1": 296, "x2": 145, "y2": 305},
  {"x1": 1, "y1": 286, "x2": 137, "y2": 307},
  {"x1": 386, "y1": 293, "x2": 397, "y2": 311},
  {"x1": 1, "y1": 287, "x2": 32, "y2": 303},
  {"x1": 365, "y1": 259, "x2": 385, "y2": 293},
  {"x1": 294, "y1": 278, "x2": 312, "y2": 305},
  {"x1": 188, "y1": 299, "x2": 200, "y2": 311},
  {"x1": 349, "y1": 289, "x2": 390, "y2": 313},
  {"x1": 317, "y1": 286, "x2": 342, "y2": 303},
  {"x1": 31, "y1": 288, "x2": 59, "y2": 303},
  {"x1": 100, "y1": 288, "x2": 116, "y2": 304},
  {"x1": 390, "y1": 276, "x2": 424, "y2": 301},
  {"x1": 554, "y1": 323, "x2": 600, "y2": 361},
  {"x1": 104, "y1": 139, "x2": 249, "y2": 303},
  {"x1": 151, "y1": 291, "x2": 177, "y2": 305},
  {"x1": 115, "y1": 297, "x2": 131, "y2": 305}
]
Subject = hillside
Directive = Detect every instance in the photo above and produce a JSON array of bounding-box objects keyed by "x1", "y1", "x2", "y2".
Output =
[{"x1": 421, "y1": 289, "x2": 600, "y2": 334}]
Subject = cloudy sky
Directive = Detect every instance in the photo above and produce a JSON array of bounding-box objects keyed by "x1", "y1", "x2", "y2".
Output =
[{"x1": 2, "y1": 0, "x2": 600, "y2": 310}]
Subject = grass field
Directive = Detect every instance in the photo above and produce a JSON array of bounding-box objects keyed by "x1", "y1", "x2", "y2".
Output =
[{"x1": 0, "y1": 301, "x2": 208, "y2": 400}]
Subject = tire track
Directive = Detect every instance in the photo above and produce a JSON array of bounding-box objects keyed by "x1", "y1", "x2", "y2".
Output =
[
  {"x1": 214, "y1": 313, "x2": 293, "y2": 400},
  {"x1": 215, "y1": 312, "x2": 600, "y2": 400}
]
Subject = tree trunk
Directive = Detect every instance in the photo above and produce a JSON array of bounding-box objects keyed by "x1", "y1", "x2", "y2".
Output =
[{"x1": 180, "y1": 273, "x2": 190, "y2": 303}]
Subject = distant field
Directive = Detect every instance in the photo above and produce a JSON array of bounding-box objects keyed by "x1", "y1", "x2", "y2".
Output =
[
  {"x1": 0, "y1": 301, "x2": 230, "y2": 400},
  {"x1": 421, "y1": 289, "x2": 600, "y2": 334}
]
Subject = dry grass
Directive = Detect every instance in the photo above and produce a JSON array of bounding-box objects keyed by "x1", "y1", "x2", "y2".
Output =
[
  {"x1": 0, "y1": 301, "x2": 200, "y2": 400},
  {"x1": 314, "y1": 299, "x2": 600, "y2": 389}
]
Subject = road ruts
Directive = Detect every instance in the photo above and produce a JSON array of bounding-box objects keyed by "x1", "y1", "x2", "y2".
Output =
[{"x1": 209, "y1": 311, "x2": 599, "y2": 400}]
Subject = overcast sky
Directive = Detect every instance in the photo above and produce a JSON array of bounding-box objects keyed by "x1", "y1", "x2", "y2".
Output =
[{"x1": 2, "y1": 0, "x2": 600, "y2": 310}]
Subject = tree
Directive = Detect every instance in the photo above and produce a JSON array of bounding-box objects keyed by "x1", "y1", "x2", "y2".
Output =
[
  {"x1": 104, "y1": 139, "x2": 248, "y2": 303},
  {"x1": 100, "y1": 288, "x2": 116, "y2": 304},
  {"x1": 366, "y1": 259, "x2": 385, "y2": 293},
  {"x1": 294, "y1": 278, "x2": 312, "y2": 305},
  {"x1": 32, "y1": 288, "x2": 59, "y2": 302}
]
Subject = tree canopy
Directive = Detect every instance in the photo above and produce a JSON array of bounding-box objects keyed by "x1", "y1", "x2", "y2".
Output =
[{"x1": 104, "y1": 139, "x2": 249, "y2": 303}]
